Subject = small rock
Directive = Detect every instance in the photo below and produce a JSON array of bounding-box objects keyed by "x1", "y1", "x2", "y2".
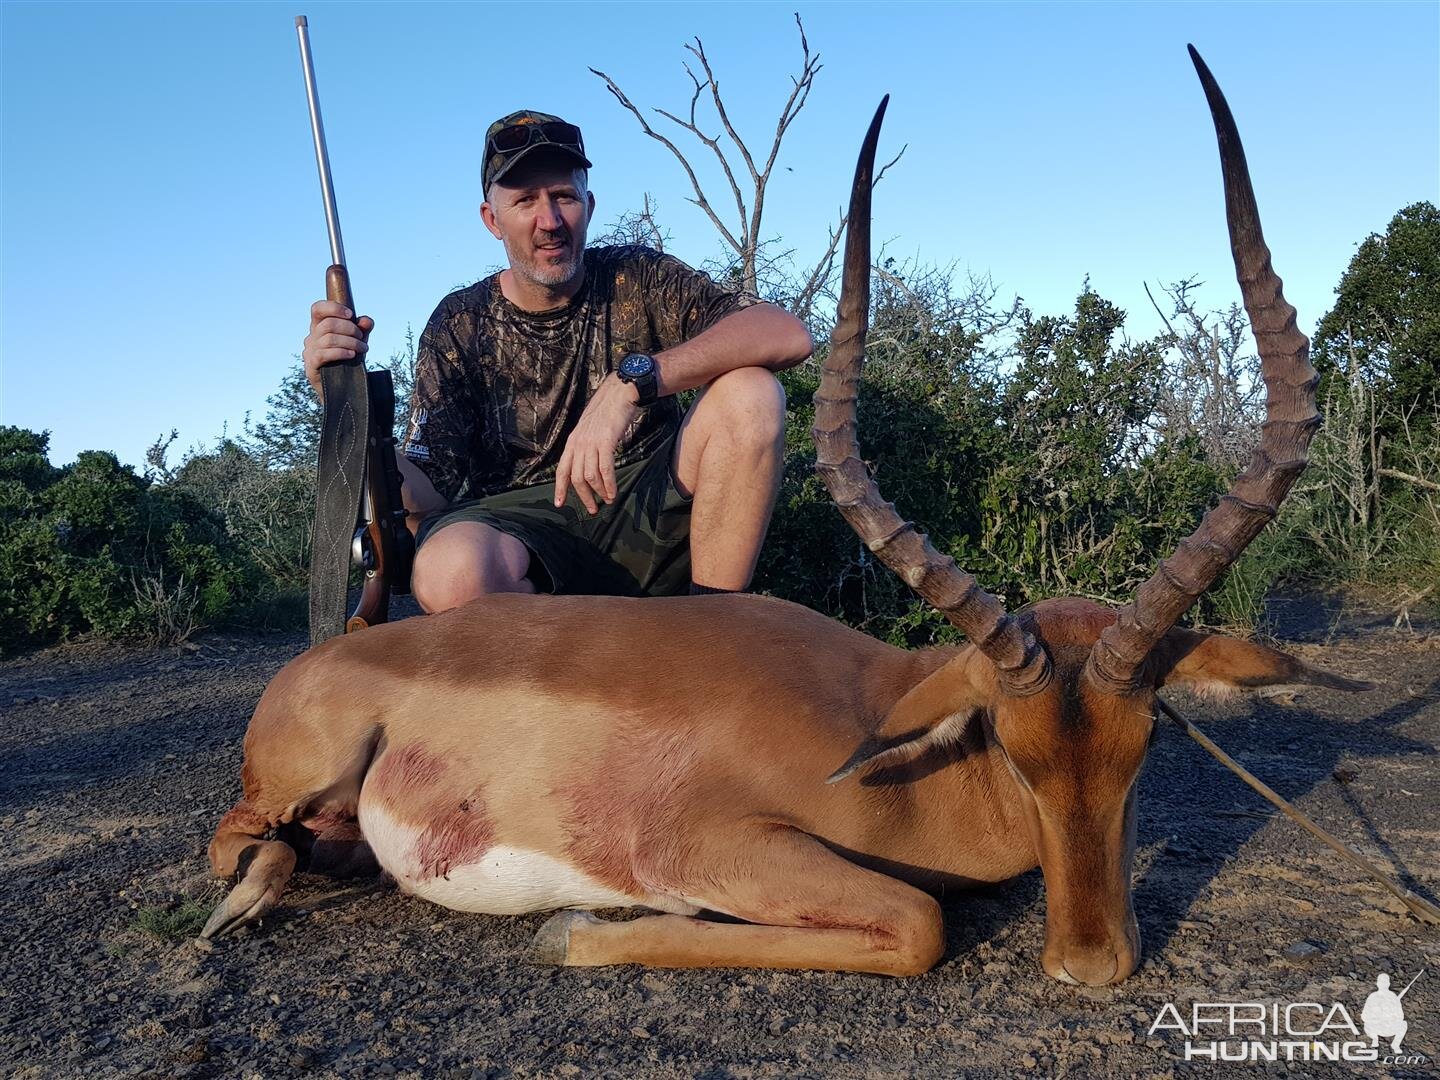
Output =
[
  {"x1": 629, "y1": 1026, "x2": 651, "y2": 1040},
  {"x1": 106, "y1": 992, "x2": 119, "y2": 1003},
  {"x1": 1332, "y1": 767, "x2": 1359, "y2": 784},
  {"x1": 1282, "y1": 940, "x2": 1324, "y2": 963}
]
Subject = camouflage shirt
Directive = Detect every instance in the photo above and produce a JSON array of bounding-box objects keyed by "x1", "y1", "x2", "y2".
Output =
[{"x1": 400, "y1": 245, "x2": 759, "y2": 503}]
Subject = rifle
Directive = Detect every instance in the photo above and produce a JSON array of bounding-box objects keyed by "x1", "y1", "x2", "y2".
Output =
[{"x1": 295, "y1": 15, "x2": 413, "y2": 646}]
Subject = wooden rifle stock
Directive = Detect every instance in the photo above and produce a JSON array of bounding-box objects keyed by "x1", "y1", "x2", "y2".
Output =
[
  {"x1": 348, "y1": 364, "x2": 414, "y2": 631},
  {"x1": 325, "y1": 267, "x2": 413, "y2": 633}
]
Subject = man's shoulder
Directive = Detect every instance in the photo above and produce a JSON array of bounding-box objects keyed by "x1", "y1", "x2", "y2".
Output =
[
  {"x1": 427, "y1": 275, "x2": 500, "y2": 325},
  {"x1": 586, "y1": 244, "x2": 688, "y2": 276}
]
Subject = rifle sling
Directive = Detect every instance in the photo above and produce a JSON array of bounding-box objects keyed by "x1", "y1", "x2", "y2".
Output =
[{"x1": 309, "y1": 357, "x2": 370, "y2": 645}]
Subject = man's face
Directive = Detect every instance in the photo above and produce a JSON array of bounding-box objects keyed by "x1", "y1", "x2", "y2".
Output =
[{"x1": 481, "y1": 154, "x2": 595, "y2": 290}]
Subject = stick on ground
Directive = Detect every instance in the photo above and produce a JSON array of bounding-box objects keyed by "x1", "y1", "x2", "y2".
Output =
[{"x1": 1158, "y1": 698, "x2": 1440, "y2": 924}]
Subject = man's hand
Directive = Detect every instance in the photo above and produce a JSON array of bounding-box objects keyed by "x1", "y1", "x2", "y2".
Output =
[
  {"x1": 303, "y1": 300, "x2": 374, "y2": 397},
  {"x1": 554, "y1": 374, "x2": 641, "y2": 514}
]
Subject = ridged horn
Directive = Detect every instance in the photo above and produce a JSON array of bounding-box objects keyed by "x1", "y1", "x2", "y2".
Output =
[
  {"x1": 1086, "y1": 46, "x2": 1320, "y2": 693},
  {"x1": 812, "y1": 97, "x2": 1051, "y2": 697}
]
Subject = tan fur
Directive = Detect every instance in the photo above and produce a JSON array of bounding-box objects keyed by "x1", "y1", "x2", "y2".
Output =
[{"x1": 207, "y1": 594, "x2": 1364, "y2": 980}]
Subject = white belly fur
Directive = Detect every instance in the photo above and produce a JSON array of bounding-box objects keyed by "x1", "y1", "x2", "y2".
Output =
[{"x1": 358, "y1": 801, "x2": 699, "y2": 916}]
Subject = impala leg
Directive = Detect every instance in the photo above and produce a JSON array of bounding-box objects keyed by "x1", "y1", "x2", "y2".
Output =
[
  {"x1": 309, "y1": 821, "x2": 379, "y2": 879},
  {"x1": 535, "y1": 828, "x2": 944, "y2": 976},
  {"x1": 201, "y1": 798, "x2": 297, "y2": 939}
]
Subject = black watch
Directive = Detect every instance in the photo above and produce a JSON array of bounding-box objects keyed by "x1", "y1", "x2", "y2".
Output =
[{"x1": 616, "y1": 352, "x2": 659, "y2": 407}]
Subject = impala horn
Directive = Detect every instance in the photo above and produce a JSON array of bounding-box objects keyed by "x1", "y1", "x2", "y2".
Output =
[
  {"x1": 1086, "y1": 46, "x2": 1321, "y2": 694},
  {"x1": 813, "y1": 97, "x2": 1051, "y2": 697}
]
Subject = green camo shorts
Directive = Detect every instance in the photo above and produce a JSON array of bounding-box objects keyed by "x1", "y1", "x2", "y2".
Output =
[{"x1": 415, "y1": 431, "x2": 692, "y2": 597}]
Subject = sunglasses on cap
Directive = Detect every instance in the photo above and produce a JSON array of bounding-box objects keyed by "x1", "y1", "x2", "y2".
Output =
[{"x1": 489, "y1": 121, "x2": 585, "y2": 156}]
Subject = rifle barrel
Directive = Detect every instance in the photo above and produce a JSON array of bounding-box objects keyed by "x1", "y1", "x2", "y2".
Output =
[
  {"x1": 1397, "y1": 969, "x2": 1424, "y2": 998},
  {"x1": 295, "y1": 15, "x2": 346, "y2": 268}
]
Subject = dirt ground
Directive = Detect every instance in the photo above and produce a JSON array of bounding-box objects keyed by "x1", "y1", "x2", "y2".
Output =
[{"x1": 1, "y1": 593, "x2": 1437, "y2": 1079}]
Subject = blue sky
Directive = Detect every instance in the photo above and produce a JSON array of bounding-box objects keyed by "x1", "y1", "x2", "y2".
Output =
[{"x1": 3, "y1": 1, "x2": 1437, "y2": 470}]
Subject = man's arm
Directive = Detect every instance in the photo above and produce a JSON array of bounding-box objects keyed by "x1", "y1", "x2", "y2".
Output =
[
  {"x1": 650, "y1": 302, "x2": 813, "y2": 396},
  {"x1": 396, "y1": 455, "x2": 447, "y2": 537},
  {"x1": 554, "y1": 303, "x2": 811, "y2": 513}
]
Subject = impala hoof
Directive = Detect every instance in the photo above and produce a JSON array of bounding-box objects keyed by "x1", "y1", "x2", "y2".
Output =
[
  {"x1": 532, "y1": 910, "x2": 600, "y2": 964},
  {"x1": 199, "y1": 841, "x2": 296, "y2": 939},
  {"x1": 200, "y1": 881, "x2": 277, "y2": 940}
]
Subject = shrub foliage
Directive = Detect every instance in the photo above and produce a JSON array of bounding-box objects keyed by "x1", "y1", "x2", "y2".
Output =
[{"x1": 0, "y1": 429, "x2": 259, "y2": 652}]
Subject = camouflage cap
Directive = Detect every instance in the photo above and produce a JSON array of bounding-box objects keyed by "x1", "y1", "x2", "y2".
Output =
[{"x1": 483, "y1": 109, "x2": 592, "y2": 192}]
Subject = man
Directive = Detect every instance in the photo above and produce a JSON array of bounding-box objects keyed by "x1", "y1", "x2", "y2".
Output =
[
  {"x1": 1361, "y1": 972, "x2": 1410, "y2": 1054},
  {"x1": 303, "y1": 111, "x2": 812, "y2": 611}
]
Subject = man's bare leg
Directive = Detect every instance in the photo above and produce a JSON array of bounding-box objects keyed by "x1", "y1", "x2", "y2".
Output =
[
  {"x1": 672, "y1": 367, "x2": 787, "y2": 590},
  {"x1": 410, "y1": 521, "x2": 535, "y2": 613}
]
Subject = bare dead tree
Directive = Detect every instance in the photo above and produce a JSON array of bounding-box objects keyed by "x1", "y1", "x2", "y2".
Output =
[
  {"x1": 790, "y1": 144, "x2": 903, "y2": 321},
  {"x1": 591, "y1": 192, "x2": 669, "y2": 253},
  {"x1": 591, "y1": 13, "x2": 901, "y2": 314},
  {"x1": 1147, "y1": 277, "x2": 1261, "y2": 469}
]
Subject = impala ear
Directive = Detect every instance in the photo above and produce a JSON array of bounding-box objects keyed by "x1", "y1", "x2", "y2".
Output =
[
  {"x1": 1155, "y1": 629, "x2": 1374, "y2": 698},
  {"x1": 827, "y1": 649, "x2": 996, "y2": 784}
]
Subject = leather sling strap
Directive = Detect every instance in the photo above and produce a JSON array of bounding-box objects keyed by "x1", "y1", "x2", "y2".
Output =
[{"x1": 309, "y1": 291, "x2": 369, "y2": 646}]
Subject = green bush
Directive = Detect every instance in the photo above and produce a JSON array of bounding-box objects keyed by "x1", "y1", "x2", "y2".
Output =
[
  {"x1": 0, "y1": 429, "x2": 261, "y2": 653},
  {"x1": 169, "y1": 439, "x2": 314, "y2": 589},
  {"x1": 758, "y1": 285, "x2": 1238, "y2": 645}
]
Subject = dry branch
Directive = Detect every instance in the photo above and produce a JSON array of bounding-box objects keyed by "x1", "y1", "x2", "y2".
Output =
[{"x1": 591, "y1": 13, "x2": 834, "y2": 298}]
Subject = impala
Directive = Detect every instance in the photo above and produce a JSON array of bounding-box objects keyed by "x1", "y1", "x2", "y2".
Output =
[{"x1": 204, "y1": 48, "x2": 1367, "y2": 985}]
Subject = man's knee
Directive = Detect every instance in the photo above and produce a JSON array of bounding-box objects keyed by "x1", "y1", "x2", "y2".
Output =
[
  {"x1": 411, "y1": 521, "x2": 533, "y2": 612},
  {"x1": 704, "y1": 367, "x2": 787, "y2": 448}
]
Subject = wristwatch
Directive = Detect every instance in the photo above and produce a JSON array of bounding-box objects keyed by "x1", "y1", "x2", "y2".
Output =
[{"x1": 616, "y1": 352, "x2": 660, "y2": 407}]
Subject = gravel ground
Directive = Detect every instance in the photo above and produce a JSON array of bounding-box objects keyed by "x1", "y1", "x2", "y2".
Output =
[{"x1": 1, "y1": 594, "x2": 1436, "y2": 1079}]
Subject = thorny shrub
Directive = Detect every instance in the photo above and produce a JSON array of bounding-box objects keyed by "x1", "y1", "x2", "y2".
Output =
[{"x1": 760, "y1": 263, "x2": 1437, "y2": 644}]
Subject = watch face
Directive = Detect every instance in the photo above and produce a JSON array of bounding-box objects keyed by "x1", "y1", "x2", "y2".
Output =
[{"x1": 620, "y1": 353, "x2": 654, "y2": 379}]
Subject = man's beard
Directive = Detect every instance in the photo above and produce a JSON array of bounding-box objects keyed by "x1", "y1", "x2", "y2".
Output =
[{"x1": 507, "y1": 231, "x2": 585, "y2": 289}]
